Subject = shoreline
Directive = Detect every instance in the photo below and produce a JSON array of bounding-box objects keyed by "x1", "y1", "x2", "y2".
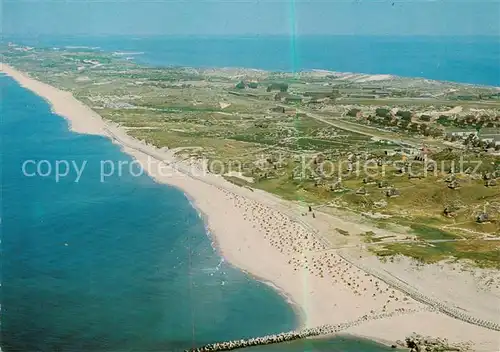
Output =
[
  {"x1": 183, "y1": 188, "x2": 306, "y2": 330},
  {"x1": 133, "y1": 61, "x2": 500, "y2": 89},
  {"x1": 3, "y1": 63, "x2": 500, "y2": 351}
]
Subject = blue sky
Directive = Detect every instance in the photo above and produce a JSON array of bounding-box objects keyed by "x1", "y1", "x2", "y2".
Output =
[{"x1": 3, "y1": 0, "x2": 500, "y2": 36}]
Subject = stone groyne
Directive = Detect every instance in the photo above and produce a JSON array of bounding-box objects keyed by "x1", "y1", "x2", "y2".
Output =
[{"x1": 185, "y1": 309, "x2": 416, "y2": 352}]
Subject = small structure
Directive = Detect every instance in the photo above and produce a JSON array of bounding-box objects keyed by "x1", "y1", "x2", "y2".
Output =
[
  {"x1": 314, "y1": 178, "x2": 325, "y2": 187},
  {"x1": 378, "y1": 180, "x2": 389, "y2": 188},
  {"x1": 386, "y1": 188, "x2": 400, "y2": 198},
  {"x1": 270, "y1": 106, "x2": 285, "y2": 114},
  {"x1": 443, "y1": 206, "x2": 457, "y2": 217},
  {"x1": 284, "y1": 95, "x2": 303, "y2": 104},
  {"x1": 330, "y1": 181, "x2": 344, "y2": 192},
  {"x1": 314, "y1": 153, "x2": 326, "y2": 164},
  {"x1": 275, "y1": 92, "x2": 303, "y2": 104},
  {"x1": 408, "y1": 173, "x2": 423, "y2": 179},
  {"x1": 363, "y1": 176, "x2": 377, "y2": 185},
  {"x1": 448, "y1": 180, "x2": 460, "y2": 190},
  {"x1": 483, "y1": 172, "x2": 493, "y2": 181},
  {"x1": 396, "y1": 166, "x2": 406, "y2": 174},
  {"x1": 445, "y1": 128, "x2": 478, "y2": 139},
  {"x1": 485, "y1": 179, "x2": 497, "y2": 187},
  {"x1": 374, "y1": 200, "x2": 388, "y2": 208},
  {"x1": 476, "y1": 212, "x2": 490, "y2": 223},
  {"x1": 356, "y1": 187, "x2": 368, "y2": 195},
  {"x1": 445, "y1": 174, "x2": 456, "y2": 183}
]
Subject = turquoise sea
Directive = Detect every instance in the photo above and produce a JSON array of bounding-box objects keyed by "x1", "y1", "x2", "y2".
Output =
[
  {"x1": 1, "y1": 74, "x2": 399, "y2": 352},
  {"x1": 4, "y1": 35, "x2": 500, "y2": 86}
]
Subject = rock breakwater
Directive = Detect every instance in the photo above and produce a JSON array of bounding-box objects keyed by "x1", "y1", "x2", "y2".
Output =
[{"x1": 185, "y1": 309, "x2": 420, "y2": 352}]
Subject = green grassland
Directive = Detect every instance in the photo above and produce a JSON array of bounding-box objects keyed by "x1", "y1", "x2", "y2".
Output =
[{"x1": 4, "y1": 45, "x2": 499, "y2": 268}]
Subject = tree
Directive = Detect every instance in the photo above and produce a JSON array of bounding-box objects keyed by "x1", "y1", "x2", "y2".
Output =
[
  {"x1": 267, "y1": 82, "x2": 289, "y2": 92},
  {"x1": 437, "y1": 115, "x2": 451, "y2": 126},
  {"x1": 331, "y1": 89, "x2": 340, "y2": 99},
  {"x1": 400, "y1": 121, "x2": 411, "y2": 130},
  {"x1": 376, "y1": 108, "x2": 390, "y2": 118},
  {"x1": 409, "y1": 123, "x2": 419, "y2": 132},
  {"x1": 396, "y1": 110, "x2": 412, "y2": 121},
  {"x1": 347, "y1": 108, "x2": 361, "y2": 117},
  {"x1": 430, "y1": 128, "x2": 443, "y2": 138}
]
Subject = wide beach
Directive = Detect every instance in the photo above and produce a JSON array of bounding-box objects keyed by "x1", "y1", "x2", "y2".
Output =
[{"x1": 3, "y1": 63, "x2": 500, "y2": 351}]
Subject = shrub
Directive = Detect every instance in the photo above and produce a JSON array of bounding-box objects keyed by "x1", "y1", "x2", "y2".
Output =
[
  {"x1": 347, "y1": 108, "x2": 361, "y2": 117},
  {"x1": 396, "y1": 110, "x2": 413, "y2": 120},
  {"x1": 376, "y1": 108, "x2": 390, "y2": 118}
]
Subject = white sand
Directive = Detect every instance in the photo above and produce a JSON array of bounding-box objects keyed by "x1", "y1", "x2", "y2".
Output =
[
  {"x1": 3, "y1": 63, "x2": 499, "y2": 350},
  {"x1": 357, "y1": 254, "x2": 500, "y2": 324}
]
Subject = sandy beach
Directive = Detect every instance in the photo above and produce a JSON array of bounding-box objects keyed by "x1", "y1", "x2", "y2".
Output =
[{"x1": 3, "y1": 63, "x2": 500, "y2": 351}]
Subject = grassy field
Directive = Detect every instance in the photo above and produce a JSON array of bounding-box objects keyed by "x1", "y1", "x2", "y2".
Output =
[
  {"x1": 373, "y1": 240, "x2": 500, "y2": 268},
  {"x1": 5, "y1": 45, "x2": 499, "y2": 268}
]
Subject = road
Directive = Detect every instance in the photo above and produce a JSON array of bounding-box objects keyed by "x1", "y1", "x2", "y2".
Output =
[{"x1": 286, "y1": 104, "x2": 424, "y2": 148}]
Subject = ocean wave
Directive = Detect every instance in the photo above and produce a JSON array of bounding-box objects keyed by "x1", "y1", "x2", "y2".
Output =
[{"x1": 262, "y1": 280, "x2": 296, "y2": 306}]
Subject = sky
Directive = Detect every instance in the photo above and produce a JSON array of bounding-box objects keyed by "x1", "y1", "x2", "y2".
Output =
[{"x1": 3, "y1": 0, "x2": 500, "y2": 36}]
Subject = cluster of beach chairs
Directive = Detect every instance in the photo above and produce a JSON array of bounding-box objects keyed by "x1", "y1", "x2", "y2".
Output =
[{"x1": 338, "y1": 252, "x2": 500, "y2": 332}]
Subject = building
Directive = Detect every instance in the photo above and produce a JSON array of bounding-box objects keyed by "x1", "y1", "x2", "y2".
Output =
[
  {"x1": 445, "y1": 128, "x2": 478, "y2": 138},
  {"x1": 284, "y1": 95, "x2": 303, "y2": 104},
  {"x1": 386, "y1": 188, "x2": 400, "y2": 197},
  {"x1": 274, "y1": 92, "x2": 303, "y2": 104},
  {"x1": 303, "y1": 91, "x2": 333, "y2": 99},
  {"x1": 476, "y1": 212, "x2": 489, "y2": 223},
  {"x1": 270, "y1": 106, "x2": 285, "y2": 114}
]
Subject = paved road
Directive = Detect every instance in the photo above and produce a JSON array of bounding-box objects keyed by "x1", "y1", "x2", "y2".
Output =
[{"x1": 279, "y1": 103, "x2": 421, "y2": 147}]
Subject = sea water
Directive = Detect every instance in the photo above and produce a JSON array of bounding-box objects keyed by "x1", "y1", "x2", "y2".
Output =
[
  {"x1": 1, "y1": 75, "x2": 400, "y2": 352},
  {"x1": 5, "y1": 35, "x2": 500, "y2": 86}
]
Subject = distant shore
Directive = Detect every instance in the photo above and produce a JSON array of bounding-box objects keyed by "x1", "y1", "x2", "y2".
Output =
[{"x1": 3, "y1": 63, "x2": 499, "y2": 351}]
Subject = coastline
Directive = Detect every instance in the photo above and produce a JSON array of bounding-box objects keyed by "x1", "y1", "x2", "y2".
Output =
[
  {"x1": 183, "y1": 189, "x2": 306, "y2": 329},
  {"x1": 3, "y1": 63, "x2": 500, "y2": 351}
]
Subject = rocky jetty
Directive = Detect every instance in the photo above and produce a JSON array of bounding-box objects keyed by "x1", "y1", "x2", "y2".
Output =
[
  {"x1": 185, "y1": 310, "x2": 421, "y2": 352},
  {"x1": 396, "y1": 333, "x2": 472, "y2": 352}
]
